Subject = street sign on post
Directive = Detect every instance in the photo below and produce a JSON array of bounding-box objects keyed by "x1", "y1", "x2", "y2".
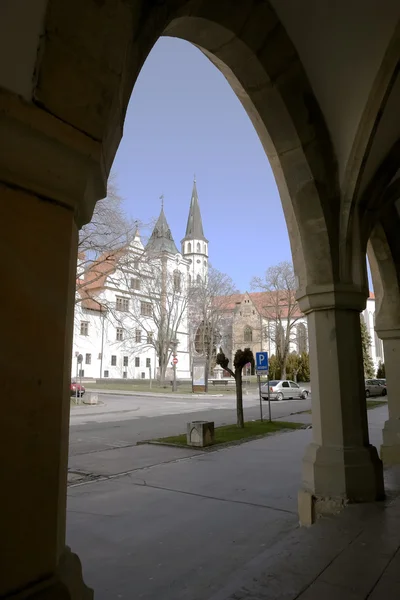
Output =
[
  {"x1": 256, "y1": 352, "x2": 271, "y2": 422},
  {"x1": 255, "y1": 351, "x2": 268, "y2": 373},
  {"x1": 173, "y1": 357, "x2": 178, "y2": 365}
]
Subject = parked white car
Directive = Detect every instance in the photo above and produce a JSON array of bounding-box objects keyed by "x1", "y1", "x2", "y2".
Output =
[
  {"x1": 261, "y1": 380, "x2": 309, "y2": 401},
  {"x1": 365, "y1": 379, "x2": 386, "y2": 397}
]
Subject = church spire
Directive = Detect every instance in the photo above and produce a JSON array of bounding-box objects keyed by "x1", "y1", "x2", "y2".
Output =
[
  {"x1": 182, "y1": 178, "x2": 208, "y2": 243},
  {"x1": 145, "y1": 202, "x2": 179, "y2": 255}
]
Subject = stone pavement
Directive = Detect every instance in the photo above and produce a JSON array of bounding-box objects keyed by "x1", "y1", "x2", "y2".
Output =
[{"x1": 67, "y1": 405, "x2": 400, "y2": 600}]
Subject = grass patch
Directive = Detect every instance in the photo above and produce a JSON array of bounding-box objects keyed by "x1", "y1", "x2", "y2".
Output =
[
  {"x1": 155, "y1": 419, "x2": 304, "y2": 447},
  {"x1": 366, "y1": 399, "x2": 388, "y2": 410}
]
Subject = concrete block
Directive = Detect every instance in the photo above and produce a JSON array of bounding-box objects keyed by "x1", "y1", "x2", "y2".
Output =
[
  {"x1": 187, "y1": 421, "x2": 214, "y2": 447},
  {"x1": 83, "y1": 392, "x2": 98, "y2": 405}
]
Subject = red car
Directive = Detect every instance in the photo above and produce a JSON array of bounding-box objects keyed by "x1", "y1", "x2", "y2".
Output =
[{"x1": 70, "y1": 381, "x2": 85, "y2": 397}]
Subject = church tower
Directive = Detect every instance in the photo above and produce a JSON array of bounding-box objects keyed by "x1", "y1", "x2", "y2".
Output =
[{"x1": 181, "y1": 178, "x2": 208, "y2": 286}]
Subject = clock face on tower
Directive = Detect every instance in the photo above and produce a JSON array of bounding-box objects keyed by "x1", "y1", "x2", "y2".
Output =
[{"x1": 197, "y1": 259, "x2": 201, "y2": 264}]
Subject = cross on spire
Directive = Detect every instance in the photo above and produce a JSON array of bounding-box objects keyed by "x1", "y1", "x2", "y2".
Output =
[{"x1": 159, "y1": 194, "x2": 164, "y2": 210}]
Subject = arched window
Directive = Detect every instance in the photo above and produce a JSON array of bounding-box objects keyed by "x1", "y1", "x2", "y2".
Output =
[
  {"x1": 196, "y1": 274, "x2": 201, "y2": 284},
  {"x1": 197, "y1": 242, "x2": 201, "y2": 252},
  {"x1": 244, "y1": 326, "x2": 252, "y2": 343},
  {"x1": 188, "y1": 274, "x2": 191, "y2": 285},
  {"x1": 187, "y1": 242, "x2": 192, "y2": 254},
  {"x1": 173, "y1": 270, "x2": 181, "y2": 293},
  {"x1": 297, "y1": 323, "x2": 307, "y2": 354}
]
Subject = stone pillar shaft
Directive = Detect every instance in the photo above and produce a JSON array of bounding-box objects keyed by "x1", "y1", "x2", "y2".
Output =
[
  {"x1": 0, "y1": 184, "x2": 77, "y2": 595},
  {"x1": 378, "y1": 330, "x2": 400, "y2": 465},
  {"x1": 0, "y1": 90, "x2": 99, "y2": 599},
  {"x1": 297, "y1": 287, "x2": 384, "y2": 524}
]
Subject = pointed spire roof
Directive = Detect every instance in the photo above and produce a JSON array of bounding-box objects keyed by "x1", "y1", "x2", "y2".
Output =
[
  {"x1": 182, "y1": 178, "x2": 208, "y2": 243},
  {"x1": 145, "y1": 205, "x2": 179, "y2": 255}
]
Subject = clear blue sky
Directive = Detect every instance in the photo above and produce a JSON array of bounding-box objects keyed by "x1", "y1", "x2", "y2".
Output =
[{"x1": 112, "y1": 37, "x2": 292, "y2": 292}]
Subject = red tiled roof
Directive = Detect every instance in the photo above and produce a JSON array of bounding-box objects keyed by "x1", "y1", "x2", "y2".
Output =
[{"x1": 215, "y1": 290, "x2": 303, "y2": 319}]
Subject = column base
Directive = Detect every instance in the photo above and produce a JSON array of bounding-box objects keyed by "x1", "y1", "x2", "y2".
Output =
[
  {"x1": 7, "y1": 547, "x2": 93, "y2": 600},
  {"x1": 381, "y1": 419, "x2": 400, "y2": 466},
  {"x1": 299, "y1": 442, "x2": 384, "y2": 525}
]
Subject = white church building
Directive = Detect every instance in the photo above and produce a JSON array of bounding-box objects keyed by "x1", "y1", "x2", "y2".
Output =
[{"x1": 72, "y1": 180, "x2": 208, "y2": 381}]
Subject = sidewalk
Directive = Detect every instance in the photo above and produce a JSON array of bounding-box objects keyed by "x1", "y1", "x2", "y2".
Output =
[
  {"x1": 83, "y1": 387, "x2": 240, "y2": 400},
  {"x1": 67, "y1": 406, "x2": 399, "y2": 600}
]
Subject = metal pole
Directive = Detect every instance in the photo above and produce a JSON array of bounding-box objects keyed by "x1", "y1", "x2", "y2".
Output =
[
  {"x1": 173, "y1": 361, "x2": 177, "y2": 392},
  {"x1": 267, "y1": 371, "x2": 272, "y2": 422},
  {"x1": 79, "y1": 361, "x2": 83, "y2": 406},
  {"x1": 99, "y1": 312, "x2": 105, "y2": 379},
  {"x1": 257, "y1": 374, "x2": 263, "y2": 422},
  {"x1": 75, "y1": 356, "x2": 79, "y2": 403}
]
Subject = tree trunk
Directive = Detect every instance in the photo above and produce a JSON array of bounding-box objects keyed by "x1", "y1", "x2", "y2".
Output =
[{"x1": 235, "y1": 370, "x2": 244, "y2": 428}]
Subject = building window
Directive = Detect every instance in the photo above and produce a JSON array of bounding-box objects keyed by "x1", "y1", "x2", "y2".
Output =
[
  {"x1": 116, "y1": 296, "x2": 129, "y2": 312},
  {"x1": 244, "y1": 326, "x2": 253, "y2": 343},
  {"x1": 78, "y1": 369, "x2": 84, "y2": 377},
  {"x1": 135, "y1": 357, "x2": 140, "y2": 367},
  {"x1": 123, "y1": 371, "x2": 127, "y2": 379},
  {"x1": 130, "y1": 278, "x2": 140, "y2": 290},
  {"x1": 85, "y1": 353, "x2": 91, "y2": 365},
  {"x1": 173, "y1": 270, "x2": 181, "y2": 293},
  {"x1": 141, "y1": 302, "x2": 152, "y2": 317},
  {"x1": 135, "y1": 329, "x2": 142, "y2": 343},
  {"x1": 133, "y1": 258, "x2": 139, "y2": 270},
  {"x1": 196, "y1": 274, "x2": 201, "y2": 284},
  {"x1": 80, "y1": 321, "x2": 89, "y2": 336},
  {"x1": 123, "y1": 356, "x2": 128, "y2": 367},
  {"x1": 147, "y1": 332, "x2": 153, "y2": 344},
  {"x1": 98, "y1": 353, "x2": 102, "y2": 360},
  {"x1": 187, "y1": 242, "x2": 192, "y2": 254},
  {"x1": 197, "y1": 242, "x2": 200, "y2": 252},
  {"x1": 111, "y1": 355, "x2": 117, "y2": 366},
  {"x1": 116, "y1": 327, "x2": 124, "y2": 341},
  {"x1": 297, "y1": 323, "x2": 308, "y2": 354},
  {"x1": 104, "y1": 370, "x2": 109, "y2": 377},
  {"x1": 146, "y1": 358, "x2": 151, "y2": 368}
]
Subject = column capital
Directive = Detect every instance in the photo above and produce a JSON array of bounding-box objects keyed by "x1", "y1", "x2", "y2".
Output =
[
  {"x1": 296, "y1": 283, "x2": 368, "y2": 314},
  {"x1": 375, "y1": 327, "x2": 400, "y2": 340},
  {"x1": 0, "y1": 88, "x2": 106, "y2": 226}
]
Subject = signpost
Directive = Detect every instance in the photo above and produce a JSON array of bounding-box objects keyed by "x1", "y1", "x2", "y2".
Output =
[
  {"x1": 76, "y1": 353, "x2": 83, "y2": 404},
  {"x1": 255, "y1": 351, "x2": 271, "y2": 422}
]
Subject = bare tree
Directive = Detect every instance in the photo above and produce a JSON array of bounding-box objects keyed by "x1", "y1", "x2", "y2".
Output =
[
  {"x1": 111, "y1": 254, "x2": 192, "y2": 383},
  {"x1": 190, "y1": 266, "x2": 238, "y2": 370},
  {"x1": 76, "y1": 173, "x2": 136, "y2": 304},
  {"x1": 216, "y1": 348, "x2": 254, "y2": 428},
  {"x1": 251, "y1": 261, "x2": 302, "y2": 379}
]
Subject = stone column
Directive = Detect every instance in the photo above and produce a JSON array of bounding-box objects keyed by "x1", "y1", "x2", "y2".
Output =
[
  {"x1": 377, "y1": 329, "x2": 400, "y2": 465},
  {"x1": 297, "y1": 286, "x2": 384, "y2": 525},
  {"x1": 0, "y1": 89, "x2": 105, "y2": 598}
]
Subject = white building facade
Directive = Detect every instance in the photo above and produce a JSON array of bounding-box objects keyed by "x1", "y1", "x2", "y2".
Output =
[
  {"x1": 362, "y1": 294, "x2": 385, "y2": 372},
  {"x1": 72, "y1": 181, "x2": 208, "y2": 381}
]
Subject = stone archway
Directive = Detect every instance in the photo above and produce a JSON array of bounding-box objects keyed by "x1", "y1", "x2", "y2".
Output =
[{"x1": 2, "y1": 1, "x2": 400, "y2": 598}]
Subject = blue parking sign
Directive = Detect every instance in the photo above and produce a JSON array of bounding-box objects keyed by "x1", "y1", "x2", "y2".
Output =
[{"x1": 256, "y1": 351, "x2": 269, "y2": 372}]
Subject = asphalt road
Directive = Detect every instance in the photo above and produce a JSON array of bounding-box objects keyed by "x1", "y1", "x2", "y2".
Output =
[{"x1": 69, "y1": 392, "x2": 311, "y2": 458}]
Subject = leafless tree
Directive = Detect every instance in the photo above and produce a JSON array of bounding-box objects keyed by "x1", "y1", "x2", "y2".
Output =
[
  {"x1": 110, "y1": 254, "x2": 192, "y2": 383},
  {"x1": 216, "y1": 348, "x2": 254, "y2": 428},
  {"x1": 251, "y1": 261, "x2": 302, "y2": 379},
  {"x1": 190, "y1": 266, "x2": 237, "y2": 372},
  {"x1": 76, "y1": 173, "x2": 137, "y2": 304}
]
